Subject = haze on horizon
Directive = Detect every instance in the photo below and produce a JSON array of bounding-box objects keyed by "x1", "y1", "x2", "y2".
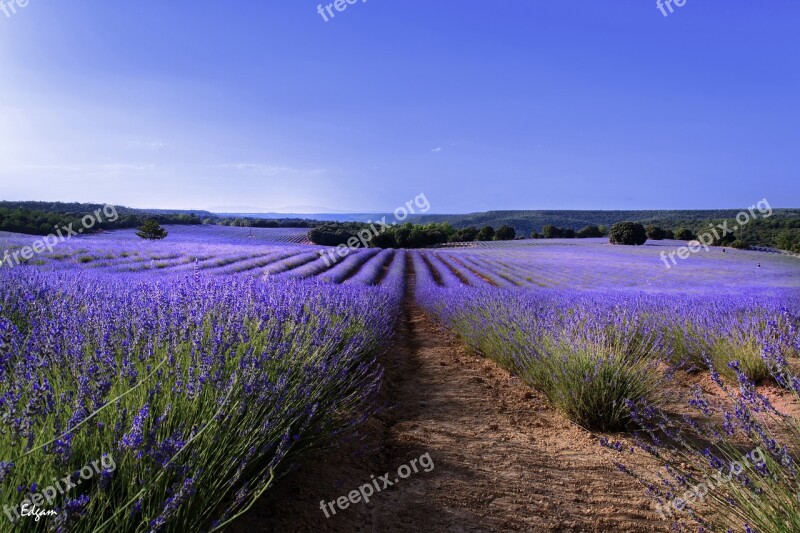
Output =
[{"x1": 1, "y1": 2, "x2": 798, "y2": 213}]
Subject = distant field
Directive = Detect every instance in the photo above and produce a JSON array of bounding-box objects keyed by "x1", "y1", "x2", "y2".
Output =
[
  {"x1": 4, "y1": 226, "x2": 799, "y2": 293},
  {"x1": 3, "y1": 224, "x2": 800, "y2": 532},
  {"x1": 87, "y1": 224, "x2": 311, "y2": 244}
]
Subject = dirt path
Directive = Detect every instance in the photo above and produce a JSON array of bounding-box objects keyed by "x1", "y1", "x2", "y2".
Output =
[{"x1": 233, "y1": 284, "x2": 670, "y2": 532}]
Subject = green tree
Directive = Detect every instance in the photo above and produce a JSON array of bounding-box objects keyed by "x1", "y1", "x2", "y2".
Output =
[
  {"x1": 369, "y1": 231, "x2": 397, "y2": 248},
  {"x1": 609, "y1": 221, "x2": 647, "y2": 246},
  {"x1": 674, "y1": 227, "x2": 695, "y2": 241},
  {"x1": 450, "y1": 226, "x2": 479, "y2": 242},
  {"x1": 395, "y1": 227, "x2": 413, "y2": 247},
  {"x1": 136, "y1": 219, "x2": 169, "y2": 240},
  {"x1": 645, "y1": 225, "x2": 666, "y2": 240},
  {"x1": 494, "y1": 225, "x2": 516, "y2": 241},
  {"x1": 775, "y1": 230, "x2": 800, "y2": 253},
  {"x1": 577, "y1": 225, "x2": 602, "y2": 238},
  {"x1": 542, "y1": 225, "x2": 560, "y2": 238},
  {"x1": 477, "y1": 226, "x2": 495, "y2": 241}
]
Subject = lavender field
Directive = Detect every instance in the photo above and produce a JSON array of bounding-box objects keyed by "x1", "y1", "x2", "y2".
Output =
[
  {"x1": 1, "y1": 225, "x2": 799, "y2": 531},
  {"x1": 3, "y1": 1, "x2": 798, "y2": 530}
]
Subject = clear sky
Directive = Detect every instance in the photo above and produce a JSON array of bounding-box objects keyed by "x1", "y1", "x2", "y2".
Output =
[{"x1": 0, "y1": 1, "x2": 798, "y2": 213}]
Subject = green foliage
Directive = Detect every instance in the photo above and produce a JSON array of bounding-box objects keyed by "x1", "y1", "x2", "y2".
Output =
[
  {"x1": 136, "y1": 220, "x2": 169, "y2": 241},
  {"x1": 449, "y1": 226, "x2": 479, "y2": 243},
  {"x1": 577, "y1": 225, "x2": 603, "y2": 238},
  {"x1": 308, "y1": 222, "x2": 454, "y2": 249},
  {"x1": 409, "y1": 208, "x2": 800, "y2": 241},
  {"x1": 219, "y1": 217, "x2": 319, "y2": 229},
  {"x1": 0, "y1": 201, "x2": 321, "y2": 237},
  {"x1": 609, "y1": 222, "x2": 648, "y2": 246},
  {"x1": 494, "y1": 225, "x2": 516, "y2": 241},
  {"x1": 674, "y1": 227, "x2": 695, "y2": 240},
  {"x1": 645, "y1": 225, "x2": 666, "y2": 240},
  {"x1": 518, "y1": 334, "x2": 663, "y2": 431},
  {"x1": 476, "y1": 226, "x2": 495, "y2": 241},
  {"x1": 0, "y1": 202, "x2": 207, "y2": 236},
  {"x1": 541, "y1": 225, "x2": 558, "y2": 238},
  {"x1": 775, "y1": 229, "x2": 800, "y2": 253},
  {"x1": 0, "y1": 276, "x2": 392, "y2": 532},
  {"x1": 434, "y1": 294, "x2": 665, "y2": 432},
  {"x1": 307, "y1": 223, "x2": 368, "y2": 247},
  {"x1": 395, "y1": 226, "x2": 413, "y2": 247},
  {"x1": 541, "y1": 225, "x2": 577, "y2": 238},
  {"x1": 369, "y1": 231, "x2": 397, "y2": 248}
]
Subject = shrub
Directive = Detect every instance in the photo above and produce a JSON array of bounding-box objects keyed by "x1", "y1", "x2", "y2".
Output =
[
  {"x1": 449, "y1": 226, "x2": 479, "y2": 243},
  {"x1": 775, "y1": 229, "x2": 800, "y2": 253},
  {"x1": 645, "y1": 225, "x2": 666, "y2": 240},
  {"x1": 609, "y1": 222, "x2": 648, "y2": 246},
  {"x1": 577, "y1": 225, "x2": 603, "y2": 238},
  {"x1": 494, "y1": 225, "x2": 516, "y2": 241},
  {"x1": 542, "y1": 225, "x2": 559, "y2": 238},
  {"x1": 395, "y1": 227, "x2": 413, "y2": 247},
  {"x1": 308, "y1": 223, "x2": 366, "y2": 247},
  {"x1": 136, "y1": 219, "x2": 169, "y2": 241},
  {"x1": 542, "y1": 225, "x2": 576, "y2": 238},
  {"x1": 674, "y1": 227, "x2": 695, "y2": 240},
  {"x1": 476, "y1": 226, "x2": 495, "y2": 241},
  {"x1": 417, "y1": 287, "x2": 666, "y2": 432},
  {"x1": 369, "y1": 231, "x2": 397, "y2": 248},
  {"x1": 0, "y1": 272, "x2": 398, "y2": 532},
  {"x1": 612, "y1": 322, "x2": 800, "y2": 533}
]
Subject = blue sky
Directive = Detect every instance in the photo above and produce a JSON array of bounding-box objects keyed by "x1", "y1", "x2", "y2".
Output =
[{"x1": 0, "y1": 1, "x2": 798, "y2": 213}]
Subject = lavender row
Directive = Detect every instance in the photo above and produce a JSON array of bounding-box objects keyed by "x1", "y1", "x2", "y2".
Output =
[{"x1": 0, "y1": 266, "x2": 401, "y2": 531}]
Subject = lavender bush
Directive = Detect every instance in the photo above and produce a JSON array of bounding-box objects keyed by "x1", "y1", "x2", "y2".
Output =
[{"x1": 0, "y1": 266, "x2": 400, "y2": 531}]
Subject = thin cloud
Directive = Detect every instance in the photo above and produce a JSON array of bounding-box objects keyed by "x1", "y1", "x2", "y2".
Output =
[{"x1": 212, "y1": 163, "x2": 326, "y2": 177}]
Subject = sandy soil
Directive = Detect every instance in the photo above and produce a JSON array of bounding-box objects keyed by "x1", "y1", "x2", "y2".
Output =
[{"x1": 231, "y1": 283, "x2": 671, "y2": 532}]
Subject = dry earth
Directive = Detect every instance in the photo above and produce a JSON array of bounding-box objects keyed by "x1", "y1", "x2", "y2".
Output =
[{"x1": 232, "y1": 281, "x2": 673, "y2": 532}]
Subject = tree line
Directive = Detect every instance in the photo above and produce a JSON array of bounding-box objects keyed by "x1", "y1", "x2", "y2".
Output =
[
  {"x1": 0, "y1": 202, "x2": 325, "y2": 237},
  {"x1": 308, "y1": 222, "x2": 517, "y2": 248}
]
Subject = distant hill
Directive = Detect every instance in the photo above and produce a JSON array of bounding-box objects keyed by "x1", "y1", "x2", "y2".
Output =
[
  {"x1": 221, "y1": 212, "x2": 399, "y2": 223},
  {"x1": 405, "y1": 209, "x2": 800, "y2": 236},
  {"x1": 0, "y1": 201, "x2": 216, "y2": 218},
  {"x1": 3, "y1": 202, "x2": 798, "y2": 252},
  {"x1": 0, "y1": 201, "x2": 322, "y2": 236},
  {"x1": 223, "y1": 208, "x2": 800, "y2": 234}
]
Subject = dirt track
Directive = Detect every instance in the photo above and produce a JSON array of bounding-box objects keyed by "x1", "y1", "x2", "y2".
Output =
[{"x1": 233, "y1": 284, "x2": 670, "y2": 532}]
